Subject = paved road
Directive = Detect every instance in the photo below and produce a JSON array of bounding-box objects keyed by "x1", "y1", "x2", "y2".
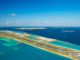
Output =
[{"x1": 0, "y1": 31, "x2": 80, "y2": 58}]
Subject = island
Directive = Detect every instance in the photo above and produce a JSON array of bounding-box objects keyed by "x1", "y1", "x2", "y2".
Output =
[
  {"x1": 17, "y1": 27, "x2": 46, "y2": 30},
  {"x1": 0, "y1": 30, "x2": 80, "y2": 60},
  {"x1": 62, "y1": 30, "x2": 74, "y2": 32}
]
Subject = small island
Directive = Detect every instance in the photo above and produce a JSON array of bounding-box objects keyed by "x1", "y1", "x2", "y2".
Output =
[
  {"x1": 17, "y1": 27, "x2": 46, "y2": 30},
  {"x1": 62, "y1": 30, "x2": 74, "y2": 32}
]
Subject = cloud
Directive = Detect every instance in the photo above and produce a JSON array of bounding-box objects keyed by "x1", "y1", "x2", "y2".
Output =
[
  {"x1": 5, "y1": 21, "x2": 10, "y2": 25},
  {"x1": 11, "y1": 13, "x2": 16, "y2": 16},
  {"x1": 8, "y1": 13, "x2": 16, "y2": 16}
]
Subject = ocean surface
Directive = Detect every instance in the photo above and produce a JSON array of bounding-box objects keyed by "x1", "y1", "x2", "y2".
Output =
[
  {"x1": 0, "y1": 37, "x2": 71, "y2": 60},
  {"x1": 0, "y1": 27, "x2": 80, "y2": 45},
  {"x1": 0, "y1": 26, "x2": 80, "y2": 60}
]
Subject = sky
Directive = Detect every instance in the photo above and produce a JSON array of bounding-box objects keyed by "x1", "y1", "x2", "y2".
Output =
[{"x1": 0, "y1": 0, "x2": 80, "y2": 27}]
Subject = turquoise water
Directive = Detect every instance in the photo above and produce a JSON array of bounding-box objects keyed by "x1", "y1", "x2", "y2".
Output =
[
  {"x1": 0, "y1": 37, "x2": 19, "y2": 47},
  {"x1": 0, "y1": 27, "x2": 80, "y2": 60},
  {"x1": 18, "y1": 31, "x2": 80, "y2": 50},
  {"x1": 13, "y1": 31, "x2": 23, "y2": 33},
  {"x1": 0, "y1": 37, "x2": 72, "y2": 60},
  {"x1": 27, "y1": 36, "x2": 40, "y2": 41},
  {"x1": 51, "y1": 41, "x2": 80, "y2": 50}
]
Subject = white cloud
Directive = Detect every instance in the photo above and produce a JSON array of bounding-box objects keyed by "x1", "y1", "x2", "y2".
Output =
[
  {"x1": 8, "y1": 13, "x2": 16, "y2": 16},
  {"x1": 5, "y1": 21, "x2": 10, "y2": 25},
  {"x1": 11, "y1": 13, "x2": 16, "y2": 16}
]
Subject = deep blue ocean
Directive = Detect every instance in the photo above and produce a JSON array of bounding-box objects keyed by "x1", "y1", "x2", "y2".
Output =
[
  {"x1": 0, "y1": 27, "x2": 80, "y2": 45},
  {"x1": 0, "y1": 26, "x2": 80, "y2": 60}
]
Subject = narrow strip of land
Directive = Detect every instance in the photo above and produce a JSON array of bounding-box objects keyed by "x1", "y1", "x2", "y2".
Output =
[{"x1": 0, "y1": 31, "x2": 80, "y2": 60}]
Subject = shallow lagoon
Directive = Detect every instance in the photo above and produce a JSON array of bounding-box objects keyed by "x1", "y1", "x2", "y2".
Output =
[
  {"x1": 51, "y1": 41, "x2": 80, "y2": 50},
  {"x1": 0, "y1": 37, "x2": 72, "y2": 60}
]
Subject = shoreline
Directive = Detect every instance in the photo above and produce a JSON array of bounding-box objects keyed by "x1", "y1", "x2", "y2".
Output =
[
  {"x1": 17, "y1": 27, "x2": 46, "y2": 30},
  {"x1": 0, "y1": 36, "x2": 73, "y2": 60}
]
